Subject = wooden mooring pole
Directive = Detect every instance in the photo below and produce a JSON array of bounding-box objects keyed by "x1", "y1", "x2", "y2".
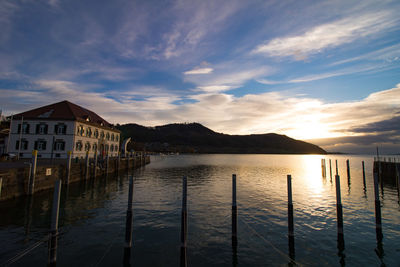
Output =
[
  {"x1": 232, "y1": 174, "x2": 237, "y2": 247},
  {"x1": 48, "y1": 180, "x2": 61, "y2": 267},
  {"x1": 329, "y1": 159, "x2": 332, "y2": 182},
  {"x1": 346, "y1": 159, "x2": 351, "y2": 185},
  {"x1": 117, "y1": 152, "x2": 121, "y2": 176},
  {"x1": 105, "y1": 154, "x2": 109, "y2": 175},
  {"x1": 335, "y1": 174, "x2": 345, "y2": 250},
  {"x1": 362, "y1": 161, "x2": 366, "y2": 191},
  {"x1": 123, "y1": 176, "x2": 134, "y2": 265},
  {"x1": 85, "y1": 151, "x2": 89, "y2": 180},
  {"x1": 232, "y1": 174, "x2": 238, "y2": 267},
  {"x1": 335, "y1": 160, "x2": 338, "y2": 176},
  {"x1": 373, "y1": 172, "x2": 383, "y2": 241},
  {"x1": 396, "y1": 163, "x2": 400, "y2": 197},
  {"x1": 28, "y1": 150, "x2": 38, "y2": 195},
  {"x1": 93, "y1": 151, "x2": 97, "y2": 178},
  {"x1": 66, "y1": 151, "x2": 72, "y2": 184},
  {"x1": 126, "y1": 153, "x2": 129, "y2": 171},
  {"x1": 287, "y1": 175, "x2": 295, "y2": 261},
  {"x1": 180, "y1": 176, "x2": 188, "y2": 267}
]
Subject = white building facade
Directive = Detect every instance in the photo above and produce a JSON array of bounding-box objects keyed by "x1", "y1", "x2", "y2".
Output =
[{"x1": 8, "y1": 101, "x2": 120, "y2": 159}]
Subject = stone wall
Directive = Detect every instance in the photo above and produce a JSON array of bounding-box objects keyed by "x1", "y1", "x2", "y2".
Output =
[{"x1": 0, "y1": 155, "x2": 150, "y2": 201}]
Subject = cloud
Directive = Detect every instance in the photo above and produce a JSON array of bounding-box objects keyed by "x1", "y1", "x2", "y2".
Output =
[
  {"x1": 2, "y1": 80, "x2": 400, "y2": 153},
  {"x1": 195, "y1": 85, "x2": 232, "y2": 92},
  {"x1": 0, "y1": 0, "x2": 19, "y2": 44},
  {"x1": 158, "y1": 0, "x2": 244, "y2": 60},
  {"x1": 185, "y1": 63, "x2": 273, "y2": 93},
  {"x1": 308, "y1": 135, "x2": 400, "y2": 154},
  {"x1": 252, "y1": 11, "x2": 399, "y2": 60},
  {"x1": 350, "y1": 115, "x2": 400, "y2": 133},
  {"x1": 184, "y1": 67, "x2": 213, "y2": 75},
  {"x1": 330, "y1": 43, "x2": 400, "y2": 66},
  {"x1": 257, "y1": 61, "x2": 397, "y2": 84}
]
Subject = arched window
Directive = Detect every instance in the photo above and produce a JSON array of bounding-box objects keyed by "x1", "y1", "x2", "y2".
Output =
[
  {"x1": 87, "y1": 127, "x2": 92, "y2": 137},
  {"x1": 77, "y1": 125, "x2": 84, "y2": 136},
  {"x1": 100, "y1": 131, "x2": 104, "y2": 139},
  {"x1": 106, "y1": 132, "x2": 110, "y2": 140},
  {"x1": 111, "y1": 133, "x2": 115, "y2": 141},
  {"x1": 110, "y1": 144, "x2": 114, "y2": 152},
  {"x1": 94, "y1": 129, "x2": 99, "y2": 138},
  {"x1": 116, "y1": 135, "x2": 119, "y2": 142},
  {"x1": 85, "y1": 142, "x2": 91, "y2": 151},
  {"x1": 75, "y1": 141, "x2": 83, "y2": 151}
]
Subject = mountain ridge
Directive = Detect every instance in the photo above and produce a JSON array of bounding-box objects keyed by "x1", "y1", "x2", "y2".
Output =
[{"x1": 116, "y1": 122, "x2": 326, "y2": 154}]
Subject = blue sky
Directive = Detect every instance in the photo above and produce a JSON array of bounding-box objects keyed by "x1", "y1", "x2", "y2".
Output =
[{"x1": 1, "y1": 0, "x2": 400, "y2": 153}]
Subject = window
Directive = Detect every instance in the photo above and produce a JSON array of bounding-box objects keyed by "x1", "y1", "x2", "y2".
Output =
[
  {"x1": 111, "y1": 133, "x2": 114, "y2": 141},
  {"x1": 77, "y1": 125, "x2": 85, "y2": 136},
  {"x1": 34, "y1": 140, "x2": 47, "y2": 151},
  {"x1": 106, "y1": 132, "x2": 110, "y2": 140},
  {"x1": 100, "y1": 131, "x2": 104, "y2": 139},
  {"x1": 85, "y1": 142, "x2": 91, "y2": 151},
  {"x1": 110, "y1": 144, "x2": 114, "y2": 152},
  {"x1": 116, "y1": 135, "x2": 119, "y2": 142},
  {"x1": 94, "y1": 129, "x2": 99, "y2": 138},
  {"x1": 75, "y1": 141, "x2": 83, "y2": 151},
  {"x1": 55, "y1": 124, "x2": 67, "y2": 135},
  {"x1": 105, "y1": 144, "x2": 109, "y2": 152},
  {"x1": 87, "y1": 127, "x2": 92, "y2": 137},
  {"x1": 15, "y1": 140, "x2": 28, "y2": 150},
  {"x1": 93, "y1": 143, "x2": 97, "y2": 151},
  {"x1": 17, "y1": 123, "x2": 30, "y2": 134},
  {"x1": 54, "y1": 141, "x2": 65, "y2": 151},
  {"x1": 36, "y1": 123, "x2": 48, "y2": 134},
  {"x1": 115, "y1": 145, "x2": 118, "y2": 151}
]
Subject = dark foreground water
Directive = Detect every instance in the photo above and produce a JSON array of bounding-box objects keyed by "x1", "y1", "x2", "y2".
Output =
[{"x1": 1, "y1": 154, "x2": 400, "y2": 266}]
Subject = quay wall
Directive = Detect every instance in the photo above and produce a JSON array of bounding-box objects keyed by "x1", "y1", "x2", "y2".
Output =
[{"x1": 0, "y1": 156, "x2": 150, "y2": 201}]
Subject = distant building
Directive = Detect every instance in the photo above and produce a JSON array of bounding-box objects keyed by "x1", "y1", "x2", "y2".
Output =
[{"x1": 8, "y1": 100, "x2": 120, "y2": 159}]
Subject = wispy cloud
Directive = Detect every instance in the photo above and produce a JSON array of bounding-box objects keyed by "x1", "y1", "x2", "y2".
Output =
[
  {"x1": 258, "y1": 61, "x2": 396, "y2": 84},
  {"x1": 184, "y1": 67, "x2": 213, "y2": 75},
  {"x1": 159, "y1": 0, "x2": 244, "y2": 60},
  {"x1": 185, "y1": 63, "x2": 273, "y2": 93},
  {"x1": 252, "y1": 11, "x2": 399, "y2": 60},
  {"x1": 330, "y1": 43, "x2": 400, "y2": 66},
  {"x1": 0, "y1": 0, "x2": 19, "y2": 44}
]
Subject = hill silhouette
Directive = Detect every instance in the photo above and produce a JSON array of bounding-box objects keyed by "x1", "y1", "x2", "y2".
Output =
[{"x1": 117, "y1": 122, "x2": 326, "y2": 154}]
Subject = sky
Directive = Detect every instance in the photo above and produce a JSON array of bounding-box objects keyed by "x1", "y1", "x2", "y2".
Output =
[{"x1": 0, "y1": 0, "x2": 400, "y2": 154}]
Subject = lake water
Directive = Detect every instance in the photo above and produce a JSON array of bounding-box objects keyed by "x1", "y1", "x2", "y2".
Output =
[{"x1": 1, "y1": 154, "x2": 400, "y2": 266}]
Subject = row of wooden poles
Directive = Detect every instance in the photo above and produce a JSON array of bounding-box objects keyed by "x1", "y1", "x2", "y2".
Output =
[
  {"x1": 321, "y1": 158, "x2": 400, "y2": 196},
  {"x1": 41, "y1": 158, "x2": 389, "y2": 266},
  {"x1": 0, "y1": 150, "x2": 146, "y2": 200},
  {"x1": 178, "y1": 159, "x2": 388, "y2": 266},
  {"x1": 13, "y1": 153, "x2": 144, "y2": 267}
]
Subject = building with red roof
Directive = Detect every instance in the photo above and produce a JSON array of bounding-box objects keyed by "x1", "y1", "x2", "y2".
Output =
[{"x1": 8, "y1": 101, "x2": 120, "y2": 159}]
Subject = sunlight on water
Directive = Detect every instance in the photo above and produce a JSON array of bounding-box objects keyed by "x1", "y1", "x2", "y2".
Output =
[
  {"x1": 0, "y1": 154, "x2": 399, "y2": 266},
  {"x1": 298, "y1": 155, "x2": 325, "y2": 196}
]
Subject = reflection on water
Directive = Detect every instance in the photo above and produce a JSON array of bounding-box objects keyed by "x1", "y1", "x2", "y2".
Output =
[{"x1": 0, "y1": 154, "x2": 400, "y2": 266}]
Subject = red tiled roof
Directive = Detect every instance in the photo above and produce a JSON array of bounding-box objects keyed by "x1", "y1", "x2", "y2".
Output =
[{"x1": 13, "y1": 100, "x2": 118, "y2": 131}]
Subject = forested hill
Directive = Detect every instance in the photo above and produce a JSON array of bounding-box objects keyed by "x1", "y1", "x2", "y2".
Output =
[{"x1": 116, "y1": 123, "x2": 326, "y2": 154}]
